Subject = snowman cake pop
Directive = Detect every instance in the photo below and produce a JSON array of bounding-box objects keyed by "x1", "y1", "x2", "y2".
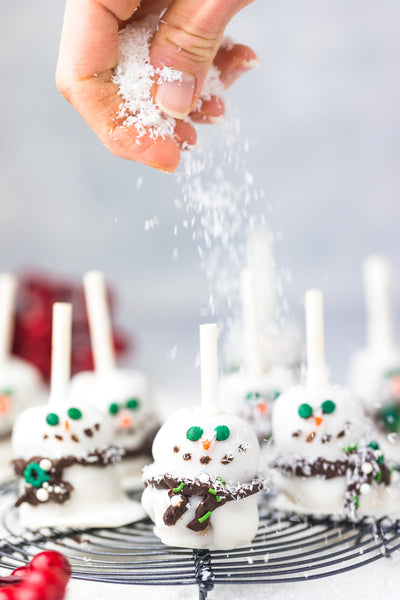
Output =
[
  {"x1": 0, "y1": 274, "x2": 45, "y2": 438},
  {"x1": 142, "y1": 324, "x2": 265, "y2": 550},
  {"x1": 271, "y1": 290, "x2": 398, "y2": 518},
  {"x1": 70, "y1": 271, "x2": 159, "y2": 487},
  {"x1": 349, "y1": 255, "x2": 400, "y2": 459},
  {"x1": 224, "y1": 228, "x2": 302, "y2": 372},
  {"x1": 219, "y1": 268, "x2": 296, "y2": 444},
  {"x1": 12, "y1": 303, "x2": 144, "y2": 529}
]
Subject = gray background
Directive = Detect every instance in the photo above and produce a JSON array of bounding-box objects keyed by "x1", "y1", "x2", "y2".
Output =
[{"x1": 0, "y1": 0, "x2": 399, "y2": 396}]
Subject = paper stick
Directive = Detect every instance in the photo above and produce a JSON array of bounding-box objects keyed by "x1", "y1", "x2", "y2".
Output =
[
  {"x1": 363, "y1": 254, "x2": 395, "y2": 350},
  {"x1": 83, "y1": 271, "x2": 116, "y2": 374},
  {"x1": 247, "y1": 227, "x2": 275, "y2": 329},
  {"x1": 0, "y1": 274, "x2": 17, "y2": 365},
  {"x1": 49, "y1": 303, "x2": 72, "y2": 404},
  {"x1": 200, "y1": 323, "x2": 219, "y2": 416},
  {"x1": 305, "y1": 289, "x2": 329, "y2": 387},
  {"x1": 241, "y1": 267, "x2": 263, "y2": 375}
]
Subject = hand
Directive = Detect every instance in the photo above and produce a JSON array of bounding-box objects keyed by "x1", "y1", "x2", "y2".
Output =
[{"x1": 56, "y1": 0, "x2": 257, "y2": 173}]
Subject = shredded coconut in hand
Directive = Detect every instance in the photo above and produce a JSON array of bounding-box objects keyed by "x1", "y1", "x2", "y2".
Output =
[{"x1": 112, "y1": 16, "x2": 225, "y2": 140}]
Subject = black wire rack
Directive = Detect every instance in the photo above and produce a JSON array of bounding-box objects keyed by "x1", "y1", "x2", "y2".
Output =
[{"x1": 0, "y1": 481, "x2": 400, "y2": 600}]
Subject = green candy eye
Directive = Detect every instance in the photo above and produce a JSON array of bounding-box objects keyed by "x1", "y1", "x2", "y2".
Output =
[
  {"x1": 245, "y1": 391, "x2": 260, "y2": 400},
  {"x1": 298, "y1": 403, "x2": 313, "y2": 419},
  {"x1": 67, "y1": 407, "x2": 82, "y2": 420},
  {"x1": 214, "y1": 425, "x2": 230, "y2": 441},
  {"x1": 186, "y1": 426, "x2": 203, "y2": 441},
  {"x1": 109, "y1": 403, "x2": 119, "y2": 415},
  {"x1": 321, "y1": 400, "x2": 336, "y2": 414},
  {"x1": 268, "y1": 389, "x2": 281, "y2": 401},
  {"x1": 126, "y1": 398, "x2": 140, "y2": 410},
  {"x1": 46, "y1": 413, "x2": 59, "y2": 426}
]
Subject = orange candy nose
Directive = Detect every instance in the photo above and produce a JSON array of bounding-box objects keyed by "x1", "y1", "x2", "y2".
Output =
[
  {"x1": 64, "y1": 420, "x2": 70, "y2": 431},
  {"x1": 257, "y1": 403, "x2": 267, "y2": 415},
  {"x1": 314, "y1": 416, "x2": 324, "y2": 427},
  {"x1": 0, "y1": 395, "x2": 11, "y2": 414},
  {"x1": 120, "y1": 414, "x2": 132, "y2": 429},
  {"x1": 202, "y1": 440, "x2": 211, "y2": 451},
  {"x1": 393, "y1": 377, "x2": 400, "y2": 397}
]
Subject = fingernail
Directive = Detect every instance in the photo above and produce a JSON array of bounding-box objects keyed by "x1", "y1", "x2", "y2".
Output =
[
  {"x1": 155, "y1": 72, "x2": 196, "y2": 119},
  {"x1": 225, "y1": 58, "x2": 260, "y2": 86}
]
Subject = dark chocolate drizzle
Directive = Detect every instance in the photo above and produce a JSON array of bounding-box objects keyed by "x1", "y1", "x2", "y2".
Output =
[
  {"x1": 144, "y1": 475, "x2": 265, "y2": 532},
  {"x1": 13, "y1": 445, "x2": 123, "y2": 508},
  {"x1": 272, "y1": 446, "x2": 392, "y2": 514}
]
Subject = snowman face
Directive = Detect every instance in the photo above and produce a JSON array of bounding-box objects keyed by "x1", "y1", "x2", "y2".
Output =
[
  {"x1": 272, "y1": 385, "x2": 365, "y2": 460},
  {"x1": 12, "y1": 400, "x2": 113, "y2": 460},
  {"x1": 241, "y1": 389, "x2": 280, "y2": 433},
  {"x1": 151, "y1": 408, "x2": 260, "y2": 482},
  {"x1": 70, "y1": 370, "x2": 152, "y2": 448}
]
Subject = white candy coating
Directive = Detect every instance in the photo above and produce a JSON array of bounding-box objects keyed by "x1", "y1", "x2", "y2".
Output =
[
  {"x1": 219, "y1": 366, "x2": 296, "y2": 442},
  {"x1": 271, "y1": 384, "x2": 400, "y2": 516},
  {"x1": 142, "y1": 408, "x2": 261, "y2": 549},
  {"x1": 13, "y1": 398, "x2": 145, "y2": 529},
  {"x1": 0, "y1": 357, "x2": 45, "y2": 438},
  {"x1": 70, "y1": 368, "x2": 158, "y2": 458}
]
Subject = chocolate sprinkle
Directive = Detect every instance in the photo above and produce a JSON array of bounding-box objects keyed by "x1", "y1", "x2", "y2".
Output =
[
  {"x1": 292, "y1": 431, "x2": 301, "y2": 438},
  {"x1": 173, "y1": 446, "x2": 180, "y2": 453},
  {"x1": 71, "y1": 435, "x2": 79, "y2": 443},
  {"x1": 238, "y1": 443, "x2": 248, "y2": 453},
  {"x1": 321, "y1": 434, "x2": 332, "y2": 443},
  {"x1": 200, "y1": 456, "x2": 211, "y2": 465},
  {"x1": 84, "y1": 428, "x2": 93, "y2": 438},
  {"x1": 145, "y1": 475, "x2": 265, "y2": 532},
  {"x1": 94, "y1": 424, "x2": 100, "y2": 431},
  {"x1": 221, "y1": 454, "x2": 234, "y2": 465},
  {"x1": 55, "y1": 435, "x2": 63, "y2": 441},
  {"x1": 337, "y1": 430, "x2": 346, "y2": 438},
  {"x1": 183, "y1": 453, "x2": 192, "y2": 461},
  {"x1": 306, "y1": 432, "x2": 316, "y2": 443}
]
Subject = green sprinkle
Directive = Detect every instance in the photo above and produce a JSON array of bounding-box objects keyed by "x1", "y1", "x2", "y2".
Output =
[
  {"x1": 352, "y1": 496, "x2": 360, "y2": 508},
  {"x1": 377, "y1": 404, "x2": 400, "y2": 434},
  {"x1": 376, "y1": 470, "x2": 383, "y2": 484},
  {"x1": 126, "y1": 398, "x2": 140, "y2": 410},
  {"x1": 216, "y1": 477, "x2": 225, "y2": 486},
  {"x1": 109, "y1": 402, "x2": 119, "y2": 415},
  {"x1": 216, "y1": 496, "x2": 221, "y2": 502},
  {"x1": 390, "y1": 465, "x2": 397, "y2": 474},
  {"x1": 67, "y1": 407, "x2": 82, "y2": 420},
  {"x1": 368, "y1": 440, "x2": 380, "y2": 451},
  {"x1": 24, "y1": 462, "x2": 50, "y2": 488},
  {"x1": 198, "y1": 511, "x2": 212, "y2": 523},
  {"x1": 321, "y1": 400, "x2": 336, "y2": 414},
  {"x1": 214, "y1": 425, "x2": 230, "y2": 441},
  {"x1": 377, "y1": 454, "x2": 385, "y2": 465},
  {"x1": 186, "y1": 426, "x2": 203, "y2": 442},
  {"x1": 343, "y1": 444, "x2": 358, "y2": 453},
  {"x1": 46, "y1": 413, "x2": 59, "y2": 427},
  {"x1": 209, "y1": 487, "x2": 217, "y2": 495},
  {"x1": 298, "y1": 403, "x2": 313, "y2": 419},
  {"x1": 268, "y1": 389, "x2": 281, "y2": 400},
  {"x1": 173, "y1": 482, "x2": 185, "y2": 493}
]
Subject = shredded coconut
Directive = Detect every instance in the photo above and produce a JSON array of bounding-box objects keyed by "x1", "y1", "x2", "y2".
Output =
[{"x1": 112, "y1": 16, "x2": 225, "y2": 140}]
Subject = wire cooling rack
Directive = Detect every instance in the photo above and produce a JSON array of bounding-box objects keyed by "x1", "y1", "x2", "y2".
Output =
[{"x1": 0, "y1": 481, "x2": 399, "y2": 599}]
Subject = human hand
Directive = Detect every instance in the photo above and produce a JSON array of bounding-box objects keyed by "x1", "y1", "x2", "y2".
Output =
[{"x1": 56, "y1": 0, "x2": 257, "y2": 173}]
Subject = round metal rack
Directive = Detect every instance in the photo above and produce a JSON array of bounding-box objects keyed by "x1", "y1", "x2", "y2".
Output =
[{"x1": 0, "y1": 481, "x2": 399, "y2": 599}]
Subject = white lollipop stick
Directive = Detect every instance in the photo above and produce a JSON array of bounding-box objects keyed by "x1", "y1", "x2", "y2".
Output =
[
  {"x1": 200, "y1": 323, "x2": 219, "y2": 416},
  {"x1": 241, "y1": 267, "x2": 262, "y2": 376},
  {"x1": 0, "y1": 274, "x2": 17, "y2": 365},
  {"x1": 83, "y1": 270, "x2": 116, "y2": 374},
  {"x1": 247, "y1": 227, "x2": 276, "y2": 329},
  {"x1": 363, "y1": 254, "x2": 395, "y2": 350},
  {"x1": 305, "y1": 289, "x2": 329, "y2": 388},
  {"x1": 49, "y1": 303, "x2": 72, "y2": 404}
]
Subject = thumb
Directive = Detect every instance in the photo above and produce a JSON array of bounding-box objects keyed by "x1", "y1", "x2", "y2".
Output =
[{"x1": 150, "y1": 0, "x2": 253, "y2": 119}]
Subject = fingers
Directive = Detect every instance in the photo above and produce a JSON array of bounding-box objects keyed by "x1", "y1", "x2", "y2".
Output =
[
  {"x1": 150, "y1": 0, "x2": 254, "y2": 119},
  {"x1": 214, "y1": 43, "x2": 259, "y2": 88},
  {"x1": 174, "y1": 120, "x2": 197, "y2": 149},
  {"x1": 190, "y1": 96, "x2": 225, "y2": 123}
]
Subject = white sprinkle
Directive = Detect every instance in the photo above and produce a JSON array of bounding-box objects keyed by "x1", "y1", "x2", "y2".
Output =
[
  {"x1": 36, "y1": 488, "x2": 49, "y2": 502},
  {"x1": 361, "y1": 462, "x2": 373, "y2": 475},
  {"x1": 360, "y1": 483, "x2": 371, "y2": 495},
  {"x1": 199, "y1": 473, "x2": 209, "y2": 484},
  {"x1": 39, "y1": 459, "x2": 52, "y2": 472},
  {"x1": 171, "y1": 495, "x2": 182, "y2": 507}
]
